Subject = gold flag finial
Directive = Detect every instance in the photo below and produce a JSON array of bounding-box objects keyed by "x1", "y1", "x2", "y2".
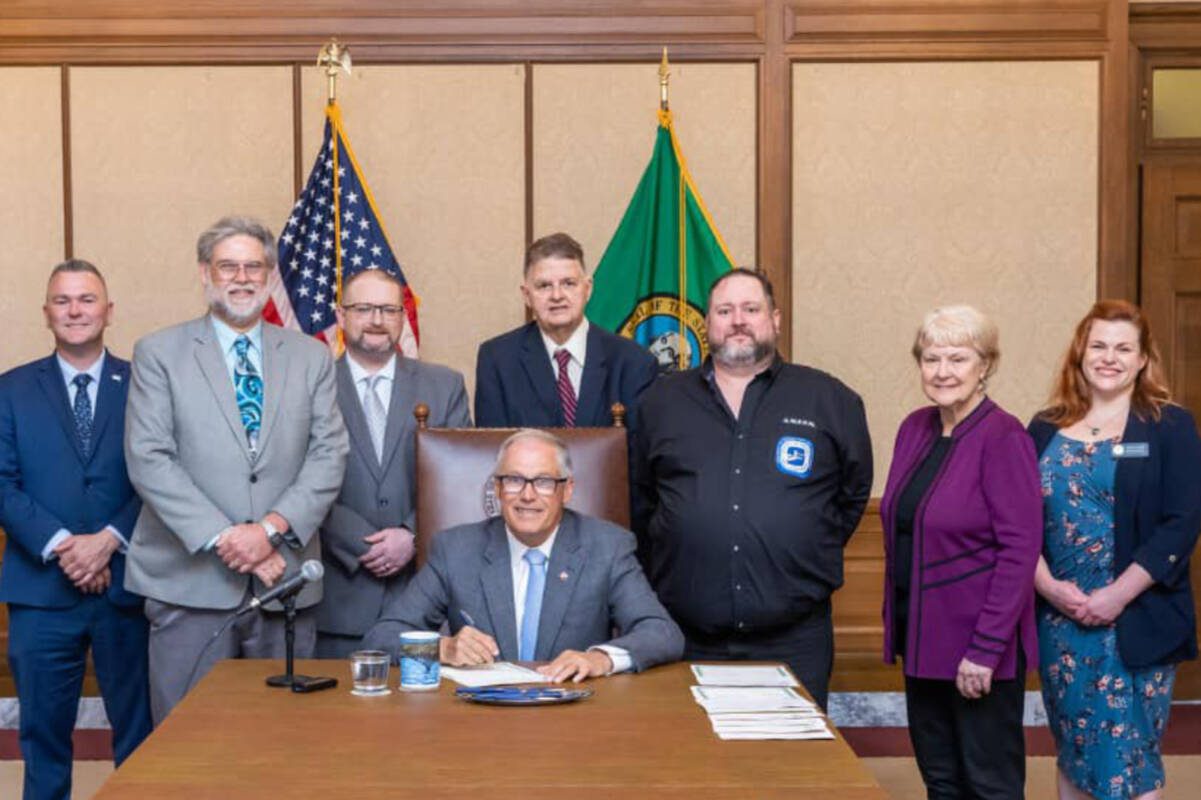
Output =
[
  {"x1": 658, "y1": 47, "x2": 670, "y2": 111},
  {"x1": 317, "y1": 38, "x2": 353, "y2": 105}
]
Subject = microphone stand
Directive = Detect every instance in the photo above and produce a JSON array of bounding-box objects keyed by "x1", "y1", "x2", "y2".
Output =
[{"x1": 265, "y1": 595, "x2": 337, "y2": 692}]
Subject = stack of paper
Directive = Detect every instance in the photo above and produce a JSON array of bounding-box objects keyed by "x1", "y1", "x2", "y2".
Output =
[
  {"x1": 441, "y1": 662, "x2": 547, "y2": 688},
  {"x1": 690, "y1": 666, "x2": 834, "y2": 740}
]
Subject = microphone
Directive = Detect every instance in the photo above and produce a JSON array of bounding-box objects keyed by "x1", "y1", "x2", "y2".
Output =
[{"x1": 236, "y1": 560, "x2": 323, "y2": 616}]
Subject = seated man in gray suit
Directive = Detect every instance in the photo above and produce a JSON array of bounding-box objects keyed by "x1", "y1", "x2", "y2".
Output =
[
  {"x1": 363, "y1": 429, "x2": 682, "y2": 681},
  {"x1": 317, "y1": 268, "x2": 471, "y2": 658}
]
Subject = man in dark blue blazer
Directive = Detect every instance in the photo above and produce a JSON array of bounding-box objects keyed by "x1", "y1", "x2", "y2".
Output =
[
  {"x1": 474, "y1": 233, "x2": 658, "y2": 431},
  {"x1": 0, "y1": 260, "x2": 151, "y2": 800}
]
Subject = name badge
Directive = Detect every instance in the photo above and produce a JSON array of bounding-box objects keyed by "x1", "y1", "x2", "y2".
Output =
[{"x1": 1112, "y1": 442, "x2": 1149, "y2": 459}]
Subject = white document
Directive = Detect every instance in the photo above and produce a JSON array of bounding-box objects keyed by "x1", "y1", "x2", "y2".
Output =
[
  {"x1": 690, "y1": 686, "x2": 817, "y2": 714},
  {"x1": 714, "y1": 729, "x2": 834, "y2": 741},
  {"x1": 440, "y1": 662, "x2": 548, "y2": 688},
  {"x1": 691, "y1": 664, "x2": 799, "y2": 687}
]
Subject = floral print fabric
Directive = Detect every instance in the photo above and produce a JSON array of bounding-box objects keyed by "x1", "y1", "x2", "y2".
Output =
[{"x1": 1038, "y1": 433, "x2": 1174, "y2": 799}]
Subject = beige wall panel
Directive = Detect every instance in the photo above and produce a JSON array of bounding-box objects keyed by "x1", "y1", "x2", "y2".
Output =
[
  {"x1": 71, "y1": 67, "x2": 294, "y2": 358},
  {"x1": 301, "y1": 65, "x2": 525, "y2": 395},
  {"x1": 1, "y1": 68, "x2": 64, "y2": 367},
  {"x1": 793, "y1": 61, "x2": 1098, "y2": 494},
  {"x1": 533, "y1": 63, "x2": 756, "y2": 280}
]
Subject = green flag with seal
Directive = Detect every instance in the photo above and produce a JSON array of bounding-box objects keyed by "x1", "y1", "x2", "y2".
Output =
[{"x1": 586, "y1": 107, "x2": 734, "y2": 373}]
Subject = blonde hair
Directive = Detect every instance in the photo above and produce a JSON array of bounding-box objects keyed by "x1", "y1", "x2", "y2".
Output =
[{"x1": 911, "y1": 304, "x2": 999, "y2": 379}]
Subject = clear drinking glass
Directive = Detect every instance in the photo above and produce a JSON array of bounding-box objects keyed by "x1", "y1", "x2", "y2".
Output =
[{"x1": 349, "y1": 649, "x2": 391, "y2": 696}]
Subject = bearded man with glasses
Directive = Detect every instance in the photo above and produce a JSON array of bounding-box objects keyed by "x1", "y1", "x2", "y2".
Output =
[
  {"x1": 363, "y1": 429, "x2": 682, "y2": 681},
  {"x1": 315, "y1": 268, "x2": 470, "y2": 659}
]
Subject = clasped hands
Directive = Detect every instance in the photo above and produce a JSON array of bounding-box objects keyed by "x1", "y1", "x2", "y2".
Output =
[
  {"x1": 54, "y1": 529, "x2": 120, "y2": 594},
  {"x1": 215, "y1": 513, "x2": 288, "y2": 587},
  {"x1": 1045, "y1": 577, "x2": 1127, "y2": 627},
  {"x1": 439, "y1": 625, "x2": 613, "y2": 683}
]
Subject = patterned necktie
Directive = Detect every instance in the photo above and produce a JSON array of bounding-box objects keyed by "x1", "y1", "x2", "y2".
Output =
[
  {"x1": 72, "y1": 373, "x2": 94, "y2": 455},
  {"x1": 519, "y1": 549, "x2": 548, "y2": 662},
  {"x1": 554, "y1": 348, "x2": 577, "y2": 427},
  {"x1": 233, "y1": 335, "x2": 263, "y2": 451},
  {"x1": 362, "y1": 374, "x2": 387, "y2": 464}
]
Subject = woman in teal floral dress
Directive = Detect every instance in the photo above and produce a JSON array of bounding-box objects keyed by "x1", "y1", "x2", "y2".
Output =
[{"x1": 1029, "y1": 301, "x2": 1201, "y2": 800}]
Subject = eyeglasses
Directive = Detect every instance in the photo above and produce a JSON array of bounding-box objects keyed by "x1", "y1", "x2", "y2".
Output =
[
  {"x1": 494, "y1": 474, "x2": 569, "y2": 496},
  {"x1": 342, "y1": 303, "x2": 404, "y2": 319},
  {"x1": 212, "y1": 261, "x2": 268, "y2": 279}
]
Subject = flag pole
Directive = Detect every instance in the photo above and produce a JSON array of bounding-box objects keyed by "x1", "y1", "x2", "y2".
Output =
[
  {"x1": 660, "y1": 48, "x2": 688, "y2": 371},
  {"x1": 318, "y1": 38, "x2": 352, "y2": 353}
]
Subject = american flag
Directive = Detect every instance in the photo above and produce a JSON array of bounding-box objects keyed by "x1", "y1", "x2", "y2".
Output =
[{"x1": 264, "y1": 102, "x2": 419, "y2": 356}]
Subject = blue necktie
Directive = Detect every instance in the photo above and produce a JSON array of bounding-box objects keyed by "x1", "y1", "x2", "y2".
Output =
[
  {"x1": 72, "y1": 373, "x2": 93, "y2": 455},
  {"x1": 233, "y1": 335, "x2": 263, "y2": 451},
  {"x1": 519, "y1": 549, "x2": 548, "y2": 662}
]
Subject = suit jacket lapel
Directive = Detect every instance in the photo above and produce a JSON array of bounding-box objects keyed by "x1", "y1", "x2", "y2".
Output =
[
  {"x1": 380, "y1": 356, "x2": 416, "y2": 474},
  {"x1": 253, "y1": 323, "x2": 286, "y2": 458},
  {"x1": 35, "y1": 355, "x2": 86, "y2": 462},
  {"x1": 192, "y1": 317, "x2": 252, "y2": 462},
  {"x1": 88, "y1": 354, "x2": 127, "y2": 462},
  {"x1": 336, "y1": 356, "x2": 383, "y2": 481},
  {"x1": 480, "y1": 518, "x2": 519, "y2": 660},
  {"x1": 519, "y1": 324, "x2": 563, "y2": 425},
  {"x1": 536, "y1": 511, "x2": 586, "y2": 661},
  {"x1": 574, "y1": 325, "x2": 607, "y2": 427},
  {"x1": 1115, "y1": 412, "x2": 1148, "y2": 537}
]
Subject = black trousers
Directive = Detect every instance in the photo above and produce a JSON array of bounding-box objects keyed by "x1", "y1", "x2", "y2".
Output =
[
  {"x1": 682, "y1": 601, "x2": 834, "y2": 710},
  {"x1": 904, "y1": 667, "x2": 1026, "y2": 800}
]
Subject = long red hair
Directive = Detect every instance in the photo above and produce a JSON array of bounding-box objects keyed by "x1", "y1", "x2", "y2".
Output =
[{"x1": 1040, "y1": 300, "x2": 1172, "y2": 426}]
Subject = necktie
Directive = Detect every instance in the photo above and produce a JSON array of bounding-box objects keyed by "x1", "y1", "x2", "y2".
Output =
[
  {"x1": 233, "y1": 335, "x2": 263, "y2": 451},
  {"x1": 554, "y1": 348, "x2": 577, "y2": 427},
  {"x1": 362, "y1": 374, "x2": 387, "y2": 464},
  {"x1": 519, "y1": 549, "x2": 548, "y2": 662},
  {"x1": 72, "y1": 373, "x2": 94, "y2": 455}
]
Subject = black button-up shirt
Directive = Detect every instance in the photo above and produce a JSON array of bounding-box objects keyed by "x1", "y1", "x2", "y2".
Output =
[{"x1": 631, "y1": 355, "x2": 873, "y2": 638}]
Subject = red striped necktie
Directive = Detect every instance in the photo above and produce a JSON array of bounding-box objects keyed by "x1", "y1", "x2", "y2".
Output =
[{"x1": 554, "y1": 348, "x2": 577, "y2": 427}]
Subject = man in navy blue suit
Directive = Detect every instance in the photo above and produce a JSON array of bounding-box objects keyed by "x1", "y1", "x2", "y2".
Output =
[
  {"x1": 474, "y1": 233, "x2": 658, "y2": 431},
  {"x1": 0, "y1": 260, "x2": 151, "y2": 800}
]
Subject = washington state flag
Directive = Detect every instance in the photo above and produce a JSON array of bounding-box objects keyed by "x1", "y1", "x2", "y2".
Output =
[{"x1": 586, "y1": 108, "x2": 734, "y2": 373}]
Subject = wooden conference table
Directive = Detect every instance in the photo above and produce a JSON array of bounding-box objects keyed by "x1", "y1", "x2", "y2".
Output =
[{"x1": 94, "y1": 660, "x2": 888, "y2": 799}]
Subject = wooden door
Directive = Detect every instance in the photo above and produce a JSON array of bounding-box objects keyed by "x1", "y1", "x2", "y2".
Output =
[{"x1": 1141, "y1": 162, "x2": 1201, "y2": 698}]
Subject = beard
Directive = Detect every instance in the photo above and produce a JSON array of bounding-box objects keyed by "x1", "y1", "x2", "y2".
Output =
[
  {"x1": 346, "y1": 326, "x2": 399, "y2": 358},
  {"x1": 710, "y1": 328, "x2": 775, "y2": 368},
  {"x1": 205, "y1": 280, "x2": 267, "y2": 328}
]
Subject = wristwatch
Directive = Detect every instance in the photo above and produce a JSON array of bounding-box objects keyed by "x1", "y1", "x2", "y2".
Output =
[{"x1": 262, "y1": 519, "x2": 285, "y2": 549}]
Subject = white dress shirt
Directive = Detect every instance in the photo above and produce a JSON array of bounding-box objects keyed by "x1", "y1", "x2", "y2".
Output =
[
  {"x1": 346, "y1": 352, "x2": 396, "y2": 416},
  {"x1": 43, "y1": 350, "x2": 128, "y2": 562},
  {"x1": 504, "y1": 523, "x2": 631, "y2": 673},
  {"x1": 539, "y1": 318, "x2": 589, "y2": 396}
]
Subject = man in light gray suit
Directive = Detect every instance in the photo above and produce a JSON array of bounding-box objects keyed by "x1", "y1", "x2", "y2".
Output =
[
  {"x1": 363, "y1": 429, "x2": 682, "y2": 680},
  {"x1": 124, "y1": 216, "x2": 348, "y2": 722},
  {"x1": 316, "y1": 269, "x2": 470, "y2": 658}
]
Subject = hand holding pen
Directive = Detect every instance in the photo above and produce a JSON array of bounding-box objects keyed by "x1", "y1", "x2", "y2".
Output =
[{"x1": 438, "y1": 609, "x2": 500, "y2": 667}]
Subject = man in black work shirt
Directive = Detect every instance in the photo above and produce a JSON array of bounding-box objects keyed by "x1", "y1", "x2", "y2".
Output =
[{"x1": 631, "y1": 268, "x2": 872, "y2": 709}]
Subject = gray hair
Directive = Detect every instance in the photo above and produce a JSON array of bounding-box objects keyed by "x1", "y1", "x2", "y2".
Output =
[
  {"x1": 492, "y1": 428, "x2": 574, "y2": 479},
  {"x1": 196, "y1": 215, "x2": 277, "y2": 270},
  {"x1": 49, "y1": 258, "x2": 106, "y2": 287},
  {"x1": 912, "y1": 304, "x2": 1000, "y2": 379}
]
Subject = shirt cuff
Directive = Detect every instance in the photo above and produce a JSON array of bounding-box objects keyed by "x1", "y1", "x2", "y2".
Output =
[
  {"x1": 42, "y1": 529, "x2": 71, "y2": 563},
  {"x1": 590, "y1": 644, "x2": 632, "y2": 675},
  {"x1": 104, "y1": 525, "x2": 129, "y2": 553}
]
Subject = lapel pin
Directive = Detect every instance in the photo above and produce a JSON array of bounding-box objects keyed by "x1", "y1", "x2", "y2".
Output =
[
  {"x1": 111, "y1": 374, "x2": 122, "y2": 382},
  {"x1": 559, "y1": 571, "x2": 569, "y2": 582}
]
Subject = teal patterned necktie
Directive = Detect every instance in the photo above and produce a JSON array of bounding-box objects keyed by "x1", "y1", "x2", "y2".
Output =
[{"x1": 233, "y1": 335, "x2": 262, "y2": 451}]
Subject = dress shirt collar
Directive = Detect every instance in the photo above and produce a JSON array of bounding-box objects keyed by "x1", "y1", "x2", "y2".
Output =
[
  {"x1": 56, "y1": 349, "x2": 106, "y2": 388},
  {"x1": 346, "y1": 352, "x2": 397, "y2": 386},
  {"x1": 540, "y1": 318, "x2": 589, "y2": 368},
  {"x1": 505, "y1": 524, "x2": 559, "y2": 566},
  {"x1": 210, "y1": 314, "x2": 263, "y2": 359}
]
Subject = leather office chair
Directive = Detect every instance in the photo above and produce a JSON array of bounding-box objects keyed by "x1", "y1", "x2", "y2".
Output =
[{"x1": 412, "y1": 403, "x2": 630, "y2": 566}]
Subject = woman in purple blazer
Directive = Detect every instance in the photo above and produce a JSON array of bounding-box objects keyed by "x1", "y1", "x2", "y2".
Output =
[{"x1": 880, "y1": 305, "x2": 1042, "y2": 799}]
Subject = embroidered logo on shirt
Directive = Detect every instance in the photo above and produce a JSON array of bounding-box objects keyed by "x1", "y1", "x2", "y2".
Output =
[
  {"x1": 781, "y1": 417, "x2": 816, "y2": 428},
  {"x1": 775, "y1": 437, "x2": 814, "y2": 478}
]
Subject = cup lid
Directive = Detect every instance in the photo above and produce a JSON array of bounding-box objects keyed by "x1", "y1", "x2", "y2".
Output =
[{"x1": 399, "y1": 630, "x2": 441, "y2": 643}]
